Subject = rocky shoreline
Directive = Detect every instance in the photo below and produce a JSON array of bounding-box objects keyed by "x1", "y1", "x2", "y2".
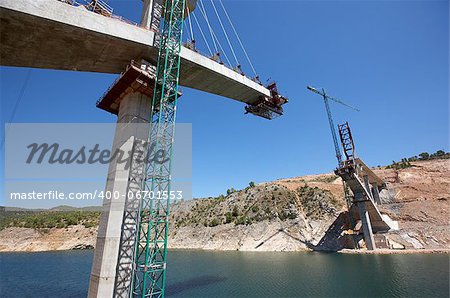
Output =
[
  {"x1": 1, "y1": 222, "x2": 448, "y2": 254},
  {"x1": 0, "y1": 225, "x2": 96, "y2": 252},
  {"x1": 1, "y1": 159, "x2": 448, "y2": 254}
]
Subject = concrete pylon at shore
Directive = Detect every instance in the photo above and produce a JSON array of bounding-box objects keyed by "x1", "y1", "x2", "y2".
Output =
[{"x1": 88, "y1": 92, "x2": 152, "y2": 298}]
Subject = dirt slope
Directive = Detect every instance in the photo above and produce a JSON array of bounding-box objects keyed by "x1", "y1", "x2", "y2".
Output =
[{"x1": 0, "y1": 159, "x2": 448, "y2": 252}]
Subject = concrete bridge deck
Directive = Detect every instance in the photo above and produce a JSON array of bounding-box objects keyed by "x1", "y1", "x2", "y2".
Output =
[{"x1": 0, "y1": 0, "x2": 270, "y2": 105}]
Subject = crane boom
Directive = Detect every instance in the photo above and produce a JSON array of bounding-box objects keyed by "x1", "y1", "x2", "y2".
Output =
[
  {"x1": 306, "y1": 86, "x2": 359, "y2": 166},
  {"x1": 323, "y1": 94, "x2": 342, "y2": 165},
  {"x1": 326, "y1": 95, "x2": 360, "y2": 112}
]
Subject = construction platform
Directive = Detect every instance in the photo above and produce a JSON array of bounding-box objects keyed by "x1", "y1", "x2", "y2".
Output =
[{"x1": 96, "y1": 60, "x2": 183, "y2": 115}]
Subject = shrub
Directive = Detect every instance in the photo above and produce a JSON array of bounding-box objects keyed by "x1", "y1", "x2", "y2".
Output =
[
  {"x1": 83, "y1": 222, "x2": 96, "y2": 228},
  {"x1": 209, "y1": 218, "x2": 220, "y2": 227},
  {"x1": 225, "y1": 212, "x2": 233, "y2": 224},
  {"x1": 232, "y1": 206, "x2": 239, "y2": 217},
  {"x1": 235, "y1": 216, "x2": 252, "y2": 225}
]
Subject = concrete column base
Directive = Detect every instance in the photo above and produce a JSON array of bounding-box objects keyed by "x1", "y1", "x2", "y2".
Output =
[
  {"x1": 357, "y1": 201, "x2": 376, "y2": 250},
  {"x1": 88, "y1": 92, "x2": 152, "y2": 298}
]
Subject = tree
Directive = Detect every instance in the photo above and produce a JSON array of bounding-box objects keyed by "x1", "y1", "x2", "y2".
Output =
[
  {"x1": 436, "y1": 150, "x2": 445, "y2": 156},
  {"x1": 419, "y1": 152, "x2": 430, "y2": 160},
  {"x1": 249, "y1": 181, "x2": 256, "y2": 188}
]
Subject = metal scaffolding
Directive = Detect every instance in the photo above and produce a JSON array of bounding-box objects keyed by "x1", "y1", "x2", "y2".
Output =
[{"x1": 131, "y1": 0, "x2": 186, "y2": 297}]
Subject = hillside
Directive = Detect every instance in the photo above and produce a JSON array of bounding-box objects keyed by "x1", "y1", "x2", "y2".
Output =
[
  {"x1": 168, "y1": 158, "x2": 449, "y2": 251},
  {"x1": 0, "y1": 158, "x2": 448, "y2": 252}
]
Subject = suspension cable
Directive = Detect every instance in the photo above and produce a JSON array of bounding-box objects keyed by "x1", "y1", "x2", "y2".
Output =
[
  {"x1": 184, "y1": 19, "x2": 192, "y2": 42},
  {"x1": 209, "y1": 0, "x2": 239, "y2": 67},
  {"x1": 197, "y1": 0, "x2": 232, "y2": 66},
  {"x1": 192, "y1": 13, "x2": 213, "y2": 56},
  {"x1": 218, "y1": 0, "x2": 258, "y2": 77},
  {"x1": 210, "y1": 27, "x2": 232, "y2": 66},
  {"x1": 186, "y1": 4, "x2": 194, "y2": 42},
  {"x1": 197, "y1": 0, "x2": 218, "y2": 54}
]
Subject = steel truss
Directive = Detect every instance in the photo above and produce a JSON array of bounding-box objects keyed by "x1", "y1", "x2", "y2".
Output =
[{"x1": 131, "y1": 0, "x2": 186, "y2": 297}]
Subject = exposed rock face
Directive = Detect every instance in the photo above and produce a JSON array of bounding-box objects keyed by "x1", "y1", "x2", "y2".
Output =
[
  {"x1": 0, "y1": 159, "x2": 448, "y2": 252},
  {"x1": 0, "y1": 225, "x2": 97, "y2": 252},
  {"x1": 167, "y1": 183, "x2": 343, "y2": 251},
  {"x1": 375, "y1": 160, "x2": 450, "y2": 250},
  {"x1": 167, "y1": 159, "x2": 450, "y2": 251}
]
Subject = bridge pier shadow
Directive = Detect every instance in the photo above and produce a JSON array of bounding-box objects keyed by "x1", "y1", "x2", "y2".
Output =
[
  {"x1": 255, "y1": 212, "x2": 357, "y2": 252},
  {"x1": 166, "y1": 275, "x2": 227, "y2": 296},
  {"x1": 310, "y1": 212, "x2": 354, "y2": 252}
]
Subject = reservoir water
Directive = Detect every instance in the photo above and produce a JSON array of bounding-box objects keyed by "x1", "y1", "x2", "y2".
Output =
[{"x1": 0, "y1": 250, "x2": 448, "y2": 297}]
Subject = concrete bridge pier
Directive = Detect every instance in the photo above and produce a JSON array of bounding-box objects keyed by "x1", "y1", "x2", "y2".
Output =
[
  {"x1": 363, "y1": 175, "x2": 373, "y2": 201},
  {"x1": 141, "y1": 0, "x2": 162, "y2": 32},
  {"x1": 355, "y1": 196, "x2": 376, "y2": 250},
  {"x1": 371, "y1": 183, "x2": 382, "y2": 205},
  {"x1": 88, "y1": 91, "x2": 152, "y2": 298}
]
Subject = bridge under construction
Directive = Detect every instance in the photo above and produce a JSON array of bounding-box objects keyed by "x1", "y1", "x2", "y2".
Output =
[
  {"x1": 307, "y1": 87, "x2": 398, "y2": 251},
  {"x1": 1, "y1": 0, "x2": 287, "y2": 297},
  {"x1": 1, "y1": 0, "x2": 398, "y2": 297}
]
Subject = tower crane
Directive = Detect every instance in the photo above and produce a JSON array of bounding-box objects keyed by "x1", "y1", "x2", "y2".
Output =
[
  {"x1": 307, "y1": 86, "x2": 361, "y2": 245},
  {"x1": 306, "y1": 89, "x2": 396, "y2": 251},
  {"x1": 129, "y1": 1, "x2": 287, "y2": 297},
  {"x1": 131, "y1": 0, "x2": 188, "y2": 297},
  {"x1": 306, "y1": 86, "x2": 359, "y2": 167}
]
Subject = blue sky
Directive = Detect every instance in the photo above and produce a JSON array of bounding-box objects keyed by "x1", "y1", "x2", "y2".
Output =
[{"x1": 1, "y1": 0, "x2": 448, "y2": 203}]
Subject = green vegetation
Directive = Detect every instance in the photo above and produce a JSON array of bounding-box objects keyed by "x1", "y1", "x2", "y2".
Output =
[
  {"x1": 386, "y1": 150, "x2": 449, "y2": 170},
  {"x1": 173, "y1": 185, "x2": 305, "y2": 228},
  {"x1": 278, "y1": 210, "x2": 298, "y2": 221},
  {"x1": 174, "y1": 182, "x2": 342, "y2": 229},
  {"x1": 235, "y1": 215, "x2": 252, "y2": 225},
  {"x1": 226, "y1": 188, "x2": 237, "y2": 196},
  {"x1": 386, "y1": 159, "x2": 413, "y2": 170},
  {"x1": 0, "y1": 210, "x2": 100, "y2": 230},
  {"x1": 297, "y1": 186, "x2": 341, "y2": 220},
  {"x1": 225, "y1": 212, "x2": 233, "y2": 223},
  {"x1": 419, "y1": 150, "x2": 448, "y2": 160},
  {"x1": 232, "y1": 205, "x2": 239, "y2": 217},
  {"x1": 310, "y1": 175, "x2": 338, "y2": 183},
  {"x1": 209, "y1": 218, "x2": 220, "y2": 227}
]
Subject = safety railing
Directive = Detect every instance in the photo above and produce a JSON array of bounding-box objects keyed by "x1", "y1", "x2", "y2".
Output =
[
  {"x1": 56, "y1": 0, "x2": 264, "y2": 93},
  {"x1": 56, "y1": 0, "x2": 138, "y2": 27},
  {"x1": 85, "y1": 0, "x2": 113, "y2": 17}
]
